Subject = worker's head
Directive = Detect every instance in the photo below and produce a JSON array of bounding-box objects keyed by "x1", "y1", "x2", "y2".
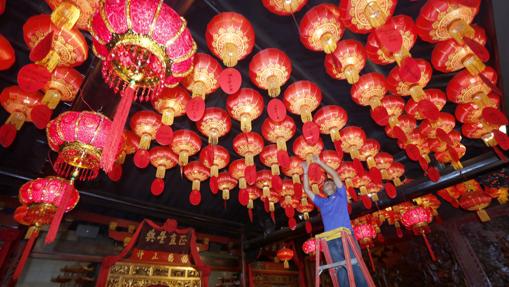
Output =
[{"x1": 323, "y1": 179, "x2": 336, "y2": 196}]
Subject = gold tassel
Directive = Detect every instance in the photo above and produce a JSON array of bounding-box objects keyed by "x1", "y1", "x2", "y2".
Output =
[
  {"x1": 306, "y1": 154, "x2": 313, "y2": 164},
  {"x1": 452, "y1": 161, "x2": 463, "y2": 170},
  {"x1": 6, "y1": 112, "x2": 26, "y2": 130},
  {"x1": 245, "y1": 155, "x2": 254, "y2": 166},
  {"x1": 42, "y1": 90, "x2": 61, "y2": 110},
  {"x1": 394, "y1": 177, "x2": 402, "y2": 186},
  {"x1": 360, "y1": 186, "x2": 367, "y2": 195},
  {"x1": 240, "y1": 115, "x2": 252, "y2": 133},
  {"x1": 192, "y1": 81, "x2": 206, "y2": 98},
  {"x1": 26, "y1": 226, "x2": 38, "y2": 239},
  {"x1": 50, "y1": 2, "x2": 80, "y2": 30},
  {"x1": 267, "y1": 75, "x2": 280, "y2": 98},
  {"x1": 156, "y1": 166, "x2": 166, "y2": 179},
  {"x1": 320, "y1": 32, "x2": 337, "y2": 54},
  {"x1": 364, "y1": 1, "x2": 386, "y2": 28},
  {"x1": 344, "y1": 65, "x2": 360, "y2": 85},
  {"x1": 285, "y1": 195, "x2": 292, "y2": 205},
  {"x1": 367, "y1": 157, "x2": 376, "y2": 169},
  {"x1": 463, "y1": 54, "x2": 485, "y2": 76},
  {"x1": 388, "y1": 116, "x2": 398, "y2": 128},
  {"x1": 345, "y1": 178, "x2": 353, "y2": 188},
  {"x1": 301, "y1": 196, "x2": 308, "y2": 206},
  {"x1": 117, "y1": 152, "x2": 126, "y2": 164},
  {"x1": 477, "y1": 209, "x2": 490, "y2": 222},
  {"x1": 371, "y1": 193, "x2": 379, "y2": 202},
  {"x1": 304, "y1": 212, "x2": 309, "y2": 221},
  {"x1": 208, "y1": 133, "x2": 219, "y2": 145},
  {"x1": 269, "y1": 202, "x2": 275, "y2": 212},
  {"x1": 497, "y1": 188, "x2": 508, "y2": 204},
  {"x1": 276, "y1": 139, "x2": 287, "y2": 151},
  {"x1": 381, "y1": 169, "x2": 389, "y2": 180},
  {"x1": 247, "y1": 199, "x2": 253, "y2": 209},
  {"x1": 409, "y1": 85, "x2": 425, "y2": 102},
  {"x1": 330, "y1": 128, "x2": 341, "y2": 142},
  {"x1": 210, "y1": 165, "x2": 219, "y2": 177},
  {"x1": 179, "y1": 152, "x2": 189, "y2": 166},
  {"x1": 312, "y1": 184, "x2": 319, "y2": 194},
  {"x1": 368, "y1": 94, "x2": 381, "y2": 108},
  {"x1": 239, "y1": 177, "x2": 247, "y2": 189},
  {"x1": 37, "y1": 50, "x2": 60, "y2": 73},
  {"x1": 222, "y1": 189, "x2": 230, "y2": 201},
  {"x1": 271, "y1": 164, "x2": 280, "y2": 176},
  {"x1": 283, "y1": 260, "x2": 289, "y2": 269},
  {"x1": 448, "y1": 19, "x2": 475, "y2": 44},
  {"x1": 220, "y1": 42, "x2": 240, "y2": 68},
  {"x1": 263, "y1": 186, "x2": 270, "y2": 198},
  {"x1": 139, "y1": 134, "x2": 152, "y2": 150},
  {"x1": 292, "y1": 174, "x2": 301, "y2": 184},
  {"x1": 192, "y1": 180, "x2": 200, "y2": 191},
  {"x1": 350, "y1": 149, "x2": 360, "y2": 159},
  {"x1": 162, "y1": 108, "x2": 175, "y2": 126},
  {"x1": 300, "y1": 110, "x2": 313, "y2": 123}
]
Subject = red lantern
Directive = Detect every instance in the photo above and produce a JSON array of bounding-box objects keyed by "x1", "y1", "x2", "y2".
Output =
[
  {"x1": 418, "y1": 112, "x2": 456, "y2": 140},
  {"x1": 14, "y1": 176, "x2": 80, "y2": 279},
  {"x1": 206, "y1": 12, "x2": 255, "y2": 67},
  {"x1": 296, "y1": 200, "x2": 315, "y2": 233},
  {"x1": 299, "y1": 4, "x2": 343, "y2": 54},
  {"x1": 405, "y1": 89, "x2": 446, "y2": 121},
  {"x1": 302, "y1": 237, "x2": 316, "y2": 255},
  {"x1": 365, "y1": 15, "x2": 416, "y2": 65},
  {"x1": 0, "y1": 86, "x2": 42, "y2": 148},
  {"x1": 0, "y1": 34, "x2": 15, "y2": 70},
  {"x1": 196, "y1": 107, "x2": 231, "y2": 145},
  {"x1": 229, "y1": 159, "x2": 248, "y2": 190},
  {"x1": 416, "y1": 0, "x2": 480, "y2": 44},
  {"x1": 314, "y1": 105, "x2": 348, "y2": 154},
  {"x1": 184, "y1": 161, "x2": 210, "y2": 206},
  {"x1": 338, "y1": 161, "x2": 359, "y2": 198},
  {"x1": 447, "y1": 67, "x2": 497, "y2": 106},
  {"x1": 386, "y1": 58, "x2": 432, "y2": 102},
  {"x1": 293, "y1": 135, "x2": 324, "y2": 163},
  {"x1": 130, "y1": 111, "x2": 162, "y2": 168},
  {"x1": 325, "y1": 40, "x2": 366, "y2": 84},
  {"x1": 23, "y1": 14, "x2": 88, "y2": 72},
  {"x1": 245, "y1": 186, "x2": 261, "y2": 222},
  {"x1": 276, "y1": 247, "x2": 294, "y2": 269},
  {"x1": 226, "y1": 88, "x2": 264, "y2": 132},
  {"x1": 379, "y1": 95, "x2": 405, "y2": 127},
  {"x1": 45, "y1": 0, "x2": 100, "y2": 31},
  {"x1": 280, "y1": 180, "x2": 297, "y2": 208},
  {"x1": 340, "y1": 126, "x2": 366, "y2": 159},
  {"x1": 171, "y1": 130, "x2": 202, "y2": 167},
  {"x1": 351, "y1": 73, "x2": 387, "y2": 117},
  {"x1": 283, "y1": 80, "x2": 322, "y2": 124},
  {"x1": 386, "y1": 162, "x2": 405, "y2": 187},
  {"x1": 385, "y1": 114, "x2": 416, "y2": 141},
  {"x1": 256, "y1": 170, "x2": 274, "y2": 199},
  {"x1": 339, "y1": 0, "x2": 397, "y2": 34},
  {"x1": 262, "y1": 0, "x2": 308, "y2": 16},
  {"x1": 249, "y1": 48, "x2": 292, "y2": 97},
  {"x1": 217, "y1": 172, "x2": 237, "y2": 201},
  {"x1": 260, "y1": 144, "x2": 284, "y2": 189},
  {"x1": 233, "y1": 132, "x2": 264, "y2": 185},
  {"x1": 152, "y1": 86, "x2": 190, "y2": 127},
  {"x1": 358, "y1": 139, "x2": 380, "y2": 170},
  {"x1": 107, "y1": 130, "x2": 140, "y2": 181},
  {"x1": 432, "y1": 25, "x2": 488, "y2": 75},
  {"x1": 261, "y1": 116, "x2": 296, "y2": 168},
  {"x1": 457, "y1": 180, "x2": 492, "y2": 222},
  {"x1": 46, "y1": 111, "x2": 119, "y2": 181},
  {"x1": 435, "y1": 144, "x2": 466, "y2": 170},
  {"x1": 320, "y1": 150, "x2": 342, "y2": 170},
  {"x1": 149, "y1": 146, "x2": 178, "y2": 196},
  {"x1": 282, "y1": 156, "x2": 305, "y2": 203},
  {"x1": 353, "y1": 223, "x2": 377, "y2": 271},
  {"x1": 401, "y1": 206, "x2": 436, "y2": 261},
  {"x1": 455, "y1": 95, "x2": 500, "y2": 124},
  {"x1": 200, "y1": 144, "x2": 230, "y2": 194}
]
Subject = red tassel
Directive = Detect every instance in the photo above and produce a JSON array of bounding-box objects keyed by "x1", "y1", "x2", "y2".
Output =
[
  {"x1": 422, "y1": 233, "x2": 437, "y2": 262},
  {"x1": 248, "y1": 209, "x2": 253, "y2": 223},
  {"x1": 270, "y1": 212, "x2": 275, "y2": 223},
  {"x1": 396, "y1": 226, "x2": 403, "y2": 238},
  {"x1": 210, "y1": 176, "x2": 219, "y2": 194},
  {"x1": 479, "y1": 72, "x2": 503, "y2": 96},
  {"x1": 347, "y1": 187, "x2": 358, "y2": 202},
  {"x1": 493, "y1": 146, "x2": 508, "y2": 161},
  {"x1": 288, "y1": 217, "x2": 296, "y2": 230},
  {"x1": 13, "y1": 229, "x2": 39, "y2": 280},
  {"x1": 151, "y1": 178, "x2": 165, "y2": 196},
  {"x1": 285, "y1": 207, "x2": 295, "y2": 218},
  {"x1": 101, "y1": 86, "x2": 135, "y2": 172},
  {"x1": 107, "y1": 163, "x2": 123, "y2": 182},
  {"x1": 361, "y1": 195, "x2": 372, "y2": 209},
  {"x1": 0, "y1": 123, "x2": 16, "y2": 148},
  {"x1": 293, "y1": 183, "x2": 303, "y2": 199},
  {"x1": 384, "y1": 182, "x2": 397, "y2": 199},
  {"x1": 367, "y1": 247, "x2": 375, "y2": 272},
  {"x1": 371, "y1": 106, "x2": 389, "y2": 126},
  {"x1": 333, "y1": 140, "x2": 343, "y2": 159},
  {"x1": 493, "y1": 130, "x2": 509, "y2": 151},
  {"x1": 45, "y1": 184, "x2": 73, "y2": 244},
  {"x1": 305, "y1": 221, "x2": 312, "y2": 234},
  {"x1": 271, "y1": 175, "x2": 283, "y2": 192},
  {"x1": 31, "y1": 104, "x2": 52, "y2": 129}
]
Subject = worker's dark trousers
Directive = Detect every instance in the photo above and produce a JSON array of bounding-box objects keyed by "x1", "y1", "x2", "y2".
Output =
[{"x1": 328, "y1": 237, "x2": 369, "y2": 287}]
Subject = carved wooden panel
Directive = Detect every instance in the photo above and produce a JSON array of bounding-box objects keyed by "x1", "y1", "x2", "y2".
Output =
[{"x1": 106, "y1": 262, "x2": 200, "y2": 287}]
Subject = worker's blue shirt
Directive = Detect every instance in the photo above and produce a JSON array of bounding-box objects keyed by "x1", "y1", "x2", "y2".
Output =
[{"x1": 312, "y1": 185, "x2": 353, "y2": 232}]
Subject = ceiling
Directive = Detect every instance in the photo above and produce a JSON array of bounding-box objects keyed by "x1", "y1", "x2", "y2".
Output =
[{"x1": 0, "y1": 0, "x2": 507, "y2": 240}]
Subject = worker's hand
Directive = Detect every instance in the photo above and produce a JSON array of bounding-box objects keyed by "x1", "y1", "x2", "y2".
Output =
[{"x1": 301, "y1": 161, "x2": 309, "y2": 172}]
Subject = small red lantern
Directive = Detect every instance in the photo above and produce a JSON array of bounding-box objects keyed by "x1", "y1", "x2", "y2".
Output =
[
  {"x1": 386, "y1": 58, "x2": 432, "y2": 102},
  {"x1": 353, "y1": 223, "x2": 377, "y2": 271},
  {"x1": 365, "y1": 15, "x2": 416, "y2": 65},
  {"x1": 320, "y1": 150, "x2": 342, "y2": 170},
  {"x1": 256, "y1": 170, "x2": 274, "y2": 199},
  {"x1": 455, "y1": 95, "x2": 500, "y2": 124},
  {"x1": 299, "y1": 4, "x2": 343, "y2": 54},
  {"x1": 314, "y1": 105, "x2": 348, "y2": 154},
  {"x1": 405, "y1": 89, "x2": 446, "y2": 121},
  {"x1": 149, "y1": 146, "x2": 178, "y2": 196},
  {"x1": 245, "y1": 186, "x2": 261, "y2": 222},
  {"x1": 386, "y1": 162, "x2": 405, "y2": 187},
  {"x1": 385, "y1": 114, "x2": 416, "y2": 141},
  {"x1": 226, "y1": 88, "x2": 264, "y2": 132},
  {"x1": 324, "y1": 39, "x2": 366, "y2": 84},
  {"x1": 107, "y1": 130, "x2": 140, "y2": 181},
  {"x1": 338, "y1": 162, "x2": 359, "y2": 200},
  {"x1": 130, "y1": 111, "x2": 162, "y2": 168},
  {"x1": 260, "y1": 144, "x2": 284, "y2": 190},
  {"x1": 233, "y1": 132, "x2": 264, "y2": 184},
  {"x1": 217, "y1": 172, "x2": 237, "y2": 201},
  {"x1": 401, "y1": 206, "x2": 436, "y2": 261},
  {"x1": 46, "y1": 111, "x2": 119, "y2": 181},
  {"x1": 229, "y1": 159, "x2": 248, "y2": 190},
  {"x1": 435, "y1": 144, "x2": 466, "y2": 170},
  {"x1": 277, "y1": 247, "x2": 295, "y2": 269},
  {"x1": 293, "y1": 135, "x2": 324, "y2": 164},
  {"x1": 379, "y1": 95, "x2": 405, "y2": 127},
  {"x1": 0, "y1": 34, "x2": 15, "y2": 70},
  {"x1": 283, "y1": 80, "x2": 322, "y2": 124},
  {"x1": 339, "y1": 0, "x2": 397, "y2": 34},
  {"x1": 358, "y1": 139, "x2": 380, "y2": 170},
  {"x1": 206, "y1": 12, "x2": 255, "y2": 67},
  {"x1": 416, "y1": 0, "x2": 480, "y2": 44},
  {"x1": 200, "y1": 144, "x2": 230, "y2": 194},
  {"x1": 351, "y1": 73, "x2": 387, "y2": 116},
  {"x1": 249, "y1": 48, "x2": 292, "y2": 97},
  {"x1": 196, "y1": 107, "x2": 231, "y2": 145},
  {"x1": 339, "y1": 126, "x2": 366, "y2": 159},
  {"x1": 447, "y1": 67, "x2": 497, "y2": 106},
  {"x1": 171, "y1": 130, "x2": 202, "y2": 167},
  {"x1": 0, "y1": 86, "x2": 42, "y2": 148},
  {"x1": 302, "y1": 237, "x2": 316, "y2": 255},
  {"x1": 261, "y1": 116, "x2": 296, "y2": 168},
  {"x1": 457, "y1": 180, "x2": 492, "y2": 222},
  {"x1": 282, "y1": 156, "x2": 305, "y2": 203},
  {"x1": 296, "y1": 200, "x2": 315, "y2": 233},
  {"x1": 262, "y1": 0, "x2": 308, "y2": 16},
  {"x1": 152, "y1": 86, "x2": 190, "y2": 127},
  {"x1": 183, "y1": 161, "x2": 210, "y2": 206}
]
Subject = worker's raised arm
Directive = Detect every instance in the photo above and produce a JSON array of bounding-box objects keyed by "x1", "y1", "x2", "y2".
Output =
[
  {"x1": 312, "y1": 155, "x2": 343, "y2": 189},
  {"x1": 301, "y1": 161, "x2": 315, "y2": 201}
]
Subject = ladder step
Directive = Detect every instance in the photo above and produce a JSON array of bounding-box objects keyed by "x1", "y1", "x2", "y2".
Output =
[{"x1": 318, "y1": 258, "x2": 358, "y2": 274}]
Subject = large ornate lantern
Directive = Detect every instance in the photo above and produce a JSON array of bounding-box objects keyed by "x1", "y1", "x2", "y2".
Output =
[
  {"x1": 261, "y1": 0, "x2": 308, "y2": 16},
  {"x1": 206, "y1": 12, "x2": 255, "y2": 67},
  {"x1": 229, "y1": 159, "x2": 248, "y2": 190},
  {"x1": 416, "y1": 0, "x2": 480, "y2": 44},
  {"x1": 13, "y1": 177, "x2": 80, "y2": 279},
  {"x1": 232, "y1": 132, "x2": 264, "y2": 185},
  {"x1": 217, "y1": 172, "x2": 237, "y2": 202},
  {"x1": 277, "y1": 247, "x2": 294, "y2": 269},
  {"x1": 299, "y1": 4, "x2": 344, "y2": 54},
  {"x1": 313, "y1": 105, "x2": 348, "y2": 153},
  {"x1": 365, "y1": 15, "x2": 416, "y2": 65},
  {"x1": 182, "y1": 53, "x2": 222, "y2": 121},
  {"x1": 249, "y1": 48, "x2": 292, "y2": 97},
  {"x1": 339, "y1": 0, "x2": 397, "y2": 34},
  {"x1": 196, "y1": 107, "x2": 231, "y2": 145},
  {"x1": 171, "y1": 130, "x2": 202, "y2": 167},
  {"x1": 129, "y1": 111, "x2": 162, "y2": 168},
  {"x1": 226, "y1": 88, "x2": 264, "y2": 132},
  {"x1": 324, "y1": 39, "x2": 366, "y2": 84},
  {"x1": 0, "y1": 86, "x2": 42, "y2": 148},
  {"x1": 151, "y1": 86, "x2": 190, "y2": 136},
  {"x1": 46, "y1": 111, "x2": 119, "y2": 181},
  {"x1": 183, "y1": 161, "x2": 210, "y2": 206},
  {"x1": 199, "y1": 144, "x2": 230, "y2": 194},
  {"x1": 401, "y1": 206, "x2": 436, "y2": 261},
  {"x1": 386, "y1": 58, "x2": 432, "y2": 102},
  {"x1": 261, "y1": 116, "x2": 296, "y2": 168},
  {"x1": 149, "y1": 146, "x2": 178, "y2": 196}
]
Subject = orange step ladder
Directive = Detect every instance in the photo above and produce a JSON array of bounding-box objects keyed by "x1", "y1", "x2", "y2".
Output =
[{"x1": 314, "y1": 227, "x2": 376, "y2": 287}]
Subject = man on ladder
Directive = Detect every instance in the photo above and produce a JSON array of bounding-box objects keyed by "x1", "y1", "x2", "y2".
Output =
[{"x1": 302, "y1": 155, "x2": 374, "y2": 287}]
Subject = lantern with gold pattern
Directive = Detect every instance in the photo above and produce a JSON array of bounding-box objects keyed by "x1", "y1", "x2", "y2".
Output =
[
  {"x1": 217, "y1": 172, "x2": 237, "y2": 201},
  {"x1": 339, "y1": 0, "x2": 397, "y2": 34},
  {"x1": 171, "y1": 130, "x2": 202, "y2": 167},
  {"x1": 184, "y1": 161, "x2": 210, "y2": 206},
  {"x1": 249, "y1": 48, "x2": 292, "y2": 97},
  {"x1": 196, "y1": 107, "x2": 231, "y2": 145},
  {"x1": 226, "y1": 88, "x2": 264, "y2": 133},
  {"x1": 299, "y1": 4, "x2": 344, "y2": 54},
  {"x1": 324, "y1": 39, "x2": 366, "y2": 84},
  {"x1": 200, "y1": 144, "x2": 230, "y2": 194},
  {"x1": 149, "y1": 146, "x2": 178, "y2": 196}
]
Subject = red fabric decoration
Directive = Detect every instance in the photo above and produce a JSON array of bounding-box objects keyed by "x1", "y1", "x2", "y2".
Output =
[
  {"x1": 385, "y1": 182, "x2": 397, "y2": 199},
  {"x1": 134, "y1": 150, "x2": 150, "y2": 169},
  {"x1": 151, "y1": 179, "x2": 165, "y2": 196},
  {"x1": 17, "y1": 64, "x2": 51, "y2": 93},
  {"x1": 361, "y1": 195, "x2": 372, "y2": 209},
  {"x1": 107, "y1": 164, "x2": 123, "y2": 182},
  {"x1": 267, "y1": 98, "x2": 287, "y2": 122},
  {"x1": 155, "y1": 125, "x2": 173, "y2": 146},
  {"x1": 186, "y1": 97, "x2": 206, "y2": 122},
  {"x1": 219, "y1": 68, "x2": 242, "y2": 94},
  {"x1": 0, "y1": 123, "x2": 16, "y2": 148}
]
